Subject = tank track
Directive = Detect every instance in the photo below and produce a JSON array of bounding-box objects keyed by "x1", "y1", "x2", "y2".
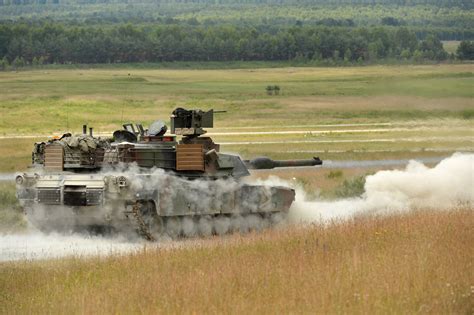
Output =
[
  {"x1": 131, "y1": 201, "x2": 157, "y2": 242},
  {"x1": 130, "y1": 201, "x2": 287, "y2": 241}
]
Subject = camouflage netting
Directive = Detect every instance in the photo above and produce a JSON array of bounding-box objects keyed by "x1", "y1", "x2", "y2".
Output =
[
  {"x1": 32, "y1": 142, "x2": 46, "y2": 164},
  {"x1": 59, "y1": 134, "x2": 109, "y2": 166},
  {"x1": 32, "y1": 134, "x2": 110, "y2": 167},
  {"x1": 60, "y1": 134, "x2": 101, "y2": 153}
]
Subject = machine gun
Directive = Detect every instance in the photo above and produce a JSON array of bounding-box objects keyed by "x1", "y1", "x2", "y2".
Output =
[{"x1": 171, "y1": 108, "x2": 226, "y2": 136}]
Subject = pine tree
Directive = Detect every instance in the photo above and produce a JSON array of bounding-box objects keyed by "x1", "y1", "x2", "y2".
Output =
[{"x1": 456, "y1": 41, "x2": 474, "y2": 60}]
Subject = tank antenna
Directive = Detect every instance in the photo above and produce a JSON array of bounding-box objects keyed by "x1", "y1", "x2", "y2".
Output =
[{"x1": 66, "y1": 102, "x2": 69, "y2": 131}]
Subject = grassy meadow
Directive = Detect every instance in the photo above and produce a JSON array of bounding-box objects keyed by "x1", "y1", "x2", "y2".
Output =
[
  {"x1": 0, "y1": 64, "x2": 473, "y2": 172},
  {"x1": 0, "y1": 210, "x2": 472, "y2": 314},
  {"x1": 0, "y1": 64, "x2": 473, "y2": 313},
  {"x1": 1, "y1": 64, "x2": 473, "y2": 135}
]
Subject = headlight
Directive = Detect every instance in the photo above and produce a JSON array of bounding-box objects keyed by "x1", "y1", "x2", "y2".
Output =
[
  {"x1": 118, "y1": 176, "x2": 128, "y2": 187},
  {"x1": 15, "y1": 175, "x2": 24, "y2": 185}
]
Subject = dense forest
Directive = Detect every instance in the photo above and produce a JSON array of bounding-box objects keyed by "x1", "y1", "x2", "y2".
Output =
[
  {"x1": 0, "y1": 0, "x2": 472, "y2": 7},
  {"x1": 1, "y1": 1, "x2": 472, "y2": 39},
  {"x1": 0, "y1": 24, "x2": 452, "y2": 66},
  {"x1": 0, "y1": 0, "x2": 472, "y2": 66}
]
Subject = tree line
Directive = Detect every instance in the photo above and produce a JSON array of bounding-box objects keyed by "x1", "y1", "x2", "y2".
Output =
[
  {"x1": 0, "y1": 23, "x2": 454, "y2": 67},
  {"x1": 1, "y1": 1, "x2": 471, "y2": 41},
  {"x1": 0, "y1": 0, "x2": 472, "y2": 9}
]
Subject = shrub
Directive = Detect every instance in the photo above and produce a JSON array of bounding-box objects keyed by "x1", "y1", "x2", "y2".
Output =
[
  {"x1": 335, "y1": 175, "x2": 366, "y2": 198},
  {"x1": 327, "y1": 170, "x2": 343, "y2": 179},
  {"x1": 266, "y1": 85, "x2": 273, "y2": 95},
  {"x1": 456, "y1": 40, "x2": 474, "y2": 60},
  {"x1": 273, "y1": 85, "x2": 280, "y2": 95}
]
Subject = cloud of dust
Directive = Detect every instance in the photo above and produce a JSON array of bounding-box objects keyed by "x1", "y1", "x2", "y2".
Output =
[
  {"x1": 0, "y1": 232, "x2": 143, "y2": 262},
  {"x1": 102, "y1": 163, "x2": 243, "y2": 216},
  {"x1": 286, "y1": 153, "x2": 474, "y2": 224},
  {"x1": 6, "y1": 153, "x2": 472, "y2": 262}
]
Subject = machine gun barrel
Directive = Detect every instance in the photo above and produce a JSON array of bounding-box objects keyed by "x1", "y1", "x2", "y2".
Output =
[{"x1": 245, "y1": 156, "x2": 322, "y2": 170}]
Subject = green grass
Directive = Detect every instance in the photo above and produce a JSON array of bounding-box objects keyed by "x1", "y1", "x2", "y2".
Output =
[
  {"x1": 0, "y1": 64, "x2": 472, "y2": 172},
  {"x1": 0, "y1": 182, "x2": 26, "y2": 231},
  {"x1": 2, "y1": 65, "x2": 473, "y2": 102},
  {"x1": 0, "y1": 64, "x2": 473, "y2": 135},
  {"x1": 284, "y1": 170, "x2": 370, "y2": 199},
  {"x1": 0, "y1": 138, "x2": 42, "y2": 172},
  {"x1": 327, "y1": 170, "x2": 343, "y2": 179},
  {"x1": 335, "y1": 175, "x2": 367, "y2": 198}
]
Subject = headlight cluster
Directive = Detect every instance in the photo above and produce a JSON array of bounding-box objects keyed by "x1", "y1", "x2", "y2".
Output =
[
  {"x1": 15, "y1": 175, "x2": 25, "y2": 185},
  {"x1": 118, "y1": 176, "x2": 128, "y2": 187}
]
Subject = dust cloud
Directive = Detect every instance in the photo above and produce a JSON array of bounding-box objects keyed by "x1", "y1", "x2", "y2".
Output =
[
  {"x1": 288, "y1": 153, "x2": 474, "y2": 224},
  {"x1": 1, "y1": 153, "x2": 472, "y2": 262},
  {"x1": 0, "y1": 232, "x2": 144, "y2": 262}
]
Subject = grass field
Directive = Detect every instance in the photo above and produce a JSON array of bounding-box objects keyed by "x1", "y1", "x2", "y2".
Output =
[
  {"x1": 0, "y1": 210, "x2": 472, "y2": 313},
  {"x1": 0, "y1": 64, "x2": 473, "y2": 313},
  {"x1": 0, "y1": 64, "x2": 473, "y2": 172},
  {"x1": 1, "y1": 64, "x2": 473, "y2": 135},
  {"x1": 0, "y1": 182, "x2": 25, "y2": 232}
]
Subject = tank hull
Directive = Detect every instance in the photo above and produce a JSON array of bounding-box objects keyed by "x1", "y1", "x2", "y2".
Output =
[{"x1": 17, "y1": 170, "x2": 294, "y2": 239}]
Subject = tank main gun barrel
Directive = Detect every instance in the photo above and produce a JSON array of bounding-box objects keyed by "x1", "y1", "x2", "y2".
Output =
[{"x1": 245, "y1": 157, "x2": 322, "y2": 170}]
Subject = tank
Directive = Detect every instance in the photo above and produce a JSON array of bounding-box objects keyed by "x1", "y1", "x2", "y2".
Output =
[{"x1": 16, "y1": 108, "x2": 323, "y2": 240}]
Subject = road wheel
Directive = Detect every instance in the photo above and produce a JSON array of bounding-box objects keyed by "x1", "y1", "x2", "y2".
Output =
[
  {"x1": 247, "y1": 214, "x2": 263, "y2": 232},
  {"x1": 214, "y1": 215, "x2": 230, "y2": 236},
  {"x1": 165, "y1": 217, "x2": 182, "y2": 239},
  {"x1": 198, "y1": 216, "x2": 213, "y2": 237},
  {"x1": 182, "y1": 216, "x2": 198, "y2": 238}
]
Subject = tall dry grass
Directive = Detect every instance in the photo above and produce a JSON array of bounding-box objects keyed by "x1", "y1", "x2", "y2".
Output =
[{"x1": 0, "y1": 210, "x2": 472, "y2": 314}]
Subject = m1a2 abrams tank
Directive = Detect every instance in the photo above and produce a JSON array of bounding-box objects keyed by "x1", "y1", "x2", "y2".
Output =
[{"x1": 16, "y1": 108, "x2": 322, "y2": 241}]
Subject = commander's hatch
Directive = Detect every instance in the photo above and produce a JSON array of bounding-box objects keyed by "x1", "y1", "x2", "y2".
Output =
[{"x1": 123, "y1": 123, "x2": 145, "y2": 136}]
